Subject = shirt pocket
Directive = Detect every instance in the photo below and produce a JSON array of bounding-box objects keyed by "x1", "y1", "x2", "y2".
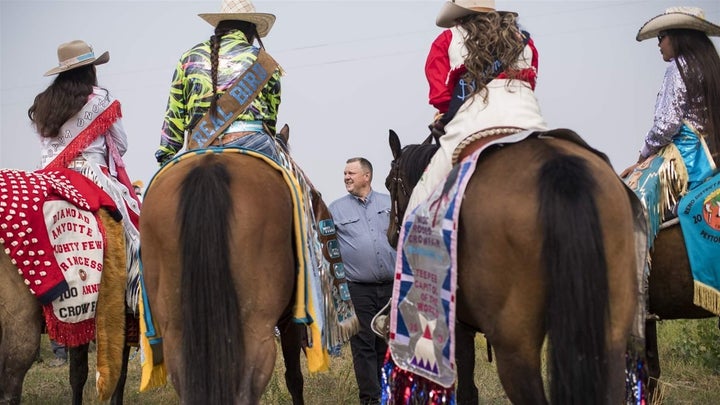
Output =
[
  {"x1": 334, "y1": 216, "x2": 361, "y2": 238},
  {"x1": 335, "y1": 216, "x2": 360, "y2": 228}
]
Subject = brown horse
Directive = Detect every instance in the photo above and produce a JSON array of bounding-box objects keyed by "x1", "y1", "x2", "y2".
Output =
[
  {"x1": 0, "y1": 208, "x2": 130, "y2": 405},
  {"x1": 385, "y1": 128, "x2": 643, "y2": 404},
  {"x1": 645, "y1": 220, "x2": 717, "y2": 393},
  {"x1": 140, "y1": 137, "x2": 307, "y2": 403}
]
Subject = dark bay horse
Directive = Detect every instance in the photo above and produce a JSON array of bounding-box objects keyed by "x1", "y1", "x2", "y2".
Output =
[
  {"x1": 385, "y1": 129, "x2": 643, "y2": 404},
  {"x1": 645, "y1": 220, "x2": 717, "y2": 393},
  {"x1": 139, "y1": 140, "x2": 306, "y2": 404},
  {"x1": 0, "y1": 208, "x2": 130, "y2": 405}
]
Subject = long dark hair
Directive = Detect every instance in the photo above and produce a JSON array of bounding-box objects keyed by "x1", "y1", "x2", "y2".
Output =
[
  {"x1": 670, "y1": 28, "x2": 720, "y2": 165},
  {"x1": 28, "y1": 65, "x2": 97, "y2": 138},
  {"x1": 209, "y1": 20, "x2": 261, "y2": 118}
]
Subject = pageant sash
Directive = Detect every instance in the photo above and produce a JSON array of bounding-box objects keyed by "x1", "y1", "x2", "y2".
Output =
[
  {"x1": 677, "y1": 172, "x2": 720, "y2": 316},
  {"x1": 187, "y1": 49, "x2": 279, "y2": 150},
  {"x1": 41, "y1": 95, "x2": 121, "y2": 171}
]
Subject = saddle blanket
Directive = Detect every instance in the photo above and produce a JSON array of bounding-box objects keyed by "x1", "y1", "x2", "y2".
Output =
[
  {"x1": 138, "y1": 146, "x2": 359, "y2": 391},
  {"x1": 0, "y1": 168, "x2": 118, "y2": 346},
  {"x1": 385, "y1": 131, "x2": 533, "y2": 397},
  {"x1": 677, "y1": 171, "x2": 720, "y2": 315}
]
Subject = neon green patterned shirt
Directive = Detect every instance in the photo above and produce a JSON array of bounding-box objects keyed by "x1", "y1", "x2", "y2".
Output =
[{"x1": 156, "y1": 31, "x2": 281, "y2": 163}]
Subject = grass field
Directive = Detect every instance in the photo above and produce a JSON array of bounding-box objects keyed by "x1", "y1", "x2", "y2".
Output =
[{"x1": 19, "y1": 317, "x2": 720, "y2": 404}]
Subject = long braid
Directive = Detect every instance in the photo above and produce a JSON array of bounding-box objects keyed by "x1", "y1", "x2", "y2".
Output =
[
  {"x1": 209, "y1": 21, "x2": 259, "y2": 120},
  {"x1": 209, "y1": 33, "x2": 221, "y2": 119}
]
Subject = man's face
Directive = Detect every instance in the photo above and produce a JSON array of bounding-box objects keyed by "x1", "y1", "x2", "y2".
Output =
[{"x1": 343, "y1": 161, "x2": 370, "y2": 196}]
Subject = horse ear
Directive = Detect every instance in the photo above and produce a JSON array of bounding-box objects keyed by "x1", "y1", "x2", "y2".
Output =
[
  {"x1": 278, "y1": 124, "x2": 290, "y2": 145},
  {"x1": 389, "y1": 129, "x2": 402, "y2": 160}
]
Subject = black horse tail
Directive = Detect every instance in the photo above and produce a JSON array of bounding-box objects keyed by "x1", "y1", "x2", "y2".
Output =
[
  {"x1": 539, "y1": 152, "x2": 609, "y2": 404},
  {"x1": 178, "y1": 156, "x2": 241, "y2": 404}
]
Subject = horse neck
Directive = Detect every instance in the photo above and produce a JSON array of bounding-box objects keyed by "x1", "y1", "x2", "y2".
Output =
[{"x1": 403, "y1": 144, "x2": 438, "y2": 189}]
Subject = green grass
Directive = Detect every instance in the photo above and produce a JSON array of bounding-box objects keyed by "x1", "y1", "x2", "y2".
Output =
[{"x1": 20, "y1": 318, "x2": 720, "y2": 404}]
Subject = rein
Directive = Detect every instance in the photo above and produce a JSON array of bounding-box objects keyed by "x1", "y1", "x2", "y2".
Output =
[{"x1": 388, "y1": 158, "x2": 410, "y2": 240}]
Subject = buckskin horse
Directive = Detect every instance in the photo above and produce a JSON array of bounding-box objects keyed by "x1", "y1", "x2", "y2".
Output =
[
  {"x1": 140, "y1": 126, "x2": 312, "y2": 404},
  {"x1": 0, "y1": 207, "x2": 130, "y2": 405},
  {"x1": 384, "y1": 128, "x2": 644, "y2": 404}
]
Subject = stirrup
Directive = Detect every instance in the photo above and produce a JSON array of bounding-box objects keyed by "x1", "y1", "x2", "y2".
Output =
[{"x1": 371, "y1": 300, "x2": 391, "y2": 340}]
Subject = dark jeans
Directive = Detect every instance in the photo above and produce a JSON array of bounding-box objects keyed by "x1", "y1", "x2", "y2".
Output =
[
  {"x1": 347, "y1": 281, "x2": 393, "y2": 405},
  {"x1": 51, "y1": 339, "x2": 67, "y2": 360}
]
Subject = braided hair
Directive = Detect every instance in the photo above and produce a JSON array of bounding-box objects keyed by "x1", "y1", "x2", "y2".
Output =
[{"x1": 209, "y1": 20, "x2": 262, "y2": 119}]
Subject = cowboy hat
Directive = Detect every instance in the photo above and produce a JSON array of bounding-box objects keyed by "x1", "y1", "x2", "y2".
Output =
[
  {"x1": 44, "y1": 40, "x2": 109, "y2": 77},
  {"x1": 636, "y1": 6, "x2": 720, "y2": 41},
  {"x1": 436, "y1": 0, "x2": 516, "y2": 28},
  {"x1": 198, "y1": 0, "x2": 276, "y2": 38}
]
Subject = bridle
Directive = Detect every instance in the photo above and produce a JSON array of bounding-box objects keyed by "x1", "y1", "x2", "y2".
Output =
[{"x1": 387, "y1": 154, "x2": 410, "y2": 241}]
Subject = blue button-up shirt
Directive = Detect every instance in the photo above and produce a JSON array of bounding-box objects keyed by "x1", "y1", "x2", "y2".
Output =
[{"x1": 328, "y1": 190, "x2": 397, "y2": 283}]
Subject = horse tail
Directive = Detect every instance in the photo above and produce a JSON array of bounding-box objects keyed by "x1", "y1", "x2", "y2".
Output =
[
  {"x1": 178, "y1": 156, "x2": 241, "y2": 404},
  {"x1": 538, "y1": 152, "x2": 609, "y2": 404}
]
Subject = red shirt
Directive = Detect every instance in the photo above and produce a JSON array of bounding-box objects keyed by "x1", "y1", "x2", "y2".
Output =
[{"x1": 425, "y1": 29, "x2": 539, "y2": 113}]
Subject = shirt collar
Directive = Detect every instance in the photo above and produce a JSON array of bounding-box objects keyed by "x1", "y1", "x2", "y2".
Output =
[{"x1": 353, "y1": 189, "x2": 374, "y2": 205}]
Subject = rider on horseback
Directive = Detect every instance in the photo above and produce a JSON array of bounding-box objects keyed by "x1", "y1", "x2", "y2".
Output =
[
  {"x1": 621, "y1": 6, "x2": 720, "y2": 237},
  {"x1": 29, "y1": 39, "x2": 142, "y2": 313},
  {"x1": 411, "y1": 0, "x2": 547, "y2": 212}
]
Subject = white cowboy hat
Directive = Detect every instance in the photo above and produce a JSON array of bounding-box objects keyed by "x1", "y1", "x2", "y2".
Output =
[
  {"x1": 198, "y1": 0, "x2": 276, "y2": 38},
  {"x1": 436, "y1": 0, "x2": 516, "y2": 28},
  {"x1": 44, "y1": 40, "x2": 109, "y2": 77},
  {"x1": 636, "y1": 6, "x2": 720, "y2": 41}
]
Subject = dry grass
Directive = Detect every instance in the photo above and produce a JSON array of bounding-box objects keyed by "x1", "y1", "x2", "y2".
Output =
[{"x1": 19, "y1": 318, "x2": 720, "y2": 404}]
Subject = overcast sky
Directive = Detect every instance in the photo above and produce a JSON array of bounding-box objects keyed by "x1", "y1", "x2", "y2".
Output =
[{"x1": 2, "y1": 0, "x2": 720, "y2": 201}]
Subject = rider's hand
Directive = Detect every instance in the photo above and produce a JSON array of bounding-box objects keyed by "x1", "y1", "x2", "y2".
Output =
[{"x1": 620, "y1": 163, "x2": 639, "y2": 179}]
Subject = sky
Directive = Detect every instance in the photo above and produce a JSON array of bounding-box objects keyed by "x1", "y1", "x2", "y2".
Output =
[{"x1": 2, "y1": 0, "x2": 720, "y2": 202}]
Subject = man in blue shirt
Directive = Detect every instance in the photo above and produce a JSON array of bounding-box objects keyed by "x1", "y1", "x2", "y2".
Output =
[{"x1": 329, "y1": 157, "x2": 396, "y2": 405}]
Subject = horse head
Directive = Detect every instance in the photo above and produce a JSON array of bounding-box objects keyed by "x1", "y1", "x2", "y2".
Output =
[{"x1": 384, "y1": 129, "x2": 439, "y2": 248}]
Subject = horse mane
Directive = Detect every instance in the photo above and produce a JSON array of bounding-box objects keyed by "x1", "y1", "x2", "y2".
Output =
[{"x1": 401, "y1": 143, "x2": 439, "y2": 188}]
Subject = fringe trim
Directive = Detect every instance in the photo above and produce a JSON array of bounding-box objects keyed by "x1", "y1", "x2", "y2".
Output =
[
  {"x1": 138, "y1": 261, "x2": 168, "y2": 391},
  {"x1": 94, "y1": 209, "x2": 127, "y2": 401},
  {"x1": 657, "y1": 144, "x2": 689, "y2": 220},
  {"x1": 694, "y1": 280, "x2": 720, "y2": 316},
  {"x1": 331, "y1": 316, "x2": 361, "y2": 347},
  {"x1": 45, "y1": 100, "x2": 122, "y2": 170},
  {"x1": 42, "y1": 306, "x2": 95, "y2": 347},
  {"x1": 382, "y1": 351, "x2": 455, "y2": 405}
]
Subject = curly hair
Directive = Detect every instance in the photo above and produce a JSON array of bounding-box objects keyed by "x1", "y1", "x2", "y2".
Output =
[
  {"x1": 28, "y1": 65, "x2": 97, "y2": 138},
  {"x1": 669, "y1": 28, "x2": 720, "y2": 166},
  {"x1": 458, "y1": 11, "x2": 525, "y2": 102}
]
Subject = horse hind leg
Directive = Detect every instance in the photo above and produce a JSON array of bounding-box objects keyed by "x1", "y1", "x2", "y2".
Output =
[
  {"x1": 0, "y1": 328, "x2": 40, "y2": 405},
  {"x1": 493, "y1": 343, "x2": 547, "y2": 405},
  {"x1": 277, "y1": 313, "x2": 305, "y2": 405},
  {"x1": 0, "y1": 253, "x2": 42, "y2": 405},
  {"x1": 109, "y1": 344, "x2": 132, "y2": 405},
  {"x1": 454, "y1": 321, "x2": 479, "y2": 405},
  {"x1": 69, "y1": 344, "x2": 89, "y2": 405}
]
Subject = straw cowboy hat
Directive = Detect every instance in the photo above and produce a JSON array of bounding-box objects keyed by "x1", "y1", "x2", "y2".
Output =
[
  {"x1": 436, "y1": 0, "x2": 516, "y2": 28},
  {"x1": 199, "y1": 0, "x2": 276, "y2": 38},
  {"x1": 636, "y1": 6, "x2": 720, "y2": 41},
  {"x1": 44, "y1": 40, "x2": 109, "y2": 77}
]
